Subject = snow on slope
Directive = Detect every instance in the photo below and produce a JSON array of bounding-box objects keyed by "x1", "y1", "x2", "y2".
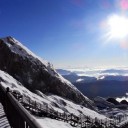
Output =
[
  {"x1": 0, "y1": 36, "x2": 96, "y2": 109},
  {"x1": 36, "y1": 117, "x2": 73, "y2": 128},
  {"x1": 48, "y1": 95, "x2": 107, "y2": 120},
  {"x1": 2, "y1": 36, "x2": 74, "y2": 89},
  {"x1": 0, "y1": 70, "x2": 107, "y2": 127},
  {"x1": 76, "y1": 78, "x2": 84, "y2": 82},
  {"x1": 2, "y1": 37, "x2": 48, "y2": 66},
  {"x1": 117, "y1": 96, "x2": 128, "y2": 102},
  {"x1": 1, "y1": 37, "x2": 73, "y2": 86}
]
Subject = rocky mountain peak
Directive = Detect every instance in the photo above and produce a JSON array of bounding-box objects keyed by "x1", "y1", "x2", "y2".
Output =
[{"x1": 0, "y1": 36, "x2": 94, "y2": 109}]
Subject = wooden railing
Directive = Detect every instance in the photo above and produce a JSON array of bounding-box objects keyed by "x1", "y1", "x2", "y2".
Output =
[
  {"x1": 1, "y1": 84, "x2": 128, "y2": 128},
  {"x1": 0, "y1": 85, "x2": 42, "y2": 128},
  {"x1": 9, "y1": 90, "x2": 120, "y2": 128}
]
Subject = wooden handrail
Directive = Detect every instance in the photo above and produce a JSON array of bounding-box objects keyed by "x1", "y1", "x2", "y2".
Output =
[{"x1": 0, "y1": 85, "x2": 43, "y2": 128}]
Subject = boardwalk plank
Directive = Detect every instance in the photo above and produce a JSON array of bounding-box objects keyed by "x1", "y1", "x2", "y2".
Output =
[{"x1": 0, "y1": 103, "x2": 11, "y2": 128}]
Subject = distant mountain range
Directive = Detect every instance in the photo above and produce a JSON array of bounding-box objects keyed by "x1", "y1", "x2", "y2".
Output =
[
  {"x1": 101, "y1": 69, "x2": 128, "y2": 75},
  {"x1": 57, "y1": 68, "x2": 128, "y2": 98}
]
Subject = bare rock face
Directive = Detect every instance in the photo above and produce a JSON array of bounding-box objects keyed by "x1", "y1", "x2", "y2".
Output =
[{"x1": 0, "y1": 36, "x2": 94, "y2": 108}]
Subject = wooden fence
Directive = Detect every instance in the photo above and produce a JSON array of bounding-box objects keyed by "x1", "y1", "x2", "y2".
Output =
[{"x1": 1, "y1": 85, "x2": 128, "y2": 128}]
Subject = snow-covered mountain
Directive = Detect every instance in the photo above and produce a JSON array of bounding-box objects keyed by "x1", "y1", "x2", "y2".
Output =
[
  {"x1": 1, "y1": 69, "x2": 128, "y2": 128},
  {"x1": 57, "y1": 68, "x2": 128, "y2": 83},
  {"x1": 101, "y1": 69, "x2": 128, "y2": 75},
  {"x1": 0, "y1": 36, "x2": 94, "y2": 108},
  {"x1": 0, "y1": 70, "x2": 107, "y2": 128},
  {"x1": 97, "y1": 75, "x2": 128, "y2": 81},
  {"x1": 57, "y1": 68, "x2": 128, "y2": 98},
  {"x1": 1, "y1": 37, "x2": 128, "y2": 128}
]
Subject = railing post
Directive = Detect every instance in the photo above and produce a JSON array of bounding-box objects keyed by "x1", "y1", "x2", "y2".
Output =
[
  {"x1": 19, "y1": 117, "x2": 25, "y2": 128},
  {"x1": 46, "y1": 104, "x2": 48, "y2": 114},
  {"x1": 40, "y1": 103, "x2": 41, "y2": 110},
  {"x1": 35, "y1": 101, "x2": 36, "y2": 109},
  {"x1": 29, "y1": 97, "x2": 31, "y2": 110}
]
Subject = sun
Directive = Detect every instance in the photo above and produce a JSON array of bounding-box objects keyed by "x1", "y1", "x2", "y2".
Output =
[{"x1": 107, "y1": 14, "x2": 128, "y2": 39}]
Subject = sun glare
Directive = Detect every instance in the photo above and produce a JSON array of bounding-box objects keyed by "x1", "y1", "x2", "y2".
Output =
[{"x1": 107, "y1": 14, "x2": 128, "y2": 39}]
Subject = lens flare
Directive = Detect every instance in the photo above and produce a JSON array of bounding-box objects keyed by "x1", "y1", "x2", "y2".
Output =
[{"x1": 120, "y1": 0, "x2": 128, "y2": 10}]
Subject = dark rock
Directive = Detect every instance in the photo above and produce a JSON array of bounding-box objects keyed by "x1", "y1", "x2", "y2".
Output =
[
  {"x1": 120, "y1": 100, "x2": 128, "y2": 105},
  {"x1": 106, "y1": 98, "x2": 120, "y2": 105}
]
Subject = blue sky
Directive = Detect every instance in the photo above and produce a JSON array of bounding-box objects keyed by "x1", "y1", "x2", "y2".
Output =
[{"x1": 0, "y1": 0, "x2": 128, "y2": 68}]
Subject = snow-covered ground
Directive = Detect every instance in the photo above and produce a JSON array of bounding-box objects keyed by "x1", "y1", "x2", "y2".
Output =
[
  {"x1": 1, "y1": 69, "x2": 128, "y2": 127},
  {"x1": 116, "y1": 95, "x2": 128, "y2": 102},
  {"x1": 100, "y1": 108, "x2": 128, "y2": 118},
  {"x1": 36, "y1": 117, "x2": 74, "y2": 128},
  {"x1": 0, "y1": 70, "x2": 109, "y2": 128},
  {"x1": 99, "y1": 108, "x2": 128, "y2": 127}
]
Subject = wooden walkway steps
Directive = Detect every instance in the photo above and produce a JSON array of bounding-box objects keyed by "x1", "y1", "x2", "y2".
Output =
[{"x1": 0, "y1": 103, "x2": 11, "y2": 128}]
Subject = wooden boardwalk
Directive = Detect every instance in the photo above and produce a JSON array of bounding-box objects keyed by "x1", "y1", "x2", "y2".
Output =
[{"x1": 0, "y1": 103, "x2": 11, "y2": 128}]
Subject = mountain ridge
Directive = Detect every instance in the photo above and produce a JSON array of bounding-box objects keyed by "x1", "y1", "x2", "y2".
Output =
[{"x1": 0, "y1": 36, "x2": 94, "y2": 109}]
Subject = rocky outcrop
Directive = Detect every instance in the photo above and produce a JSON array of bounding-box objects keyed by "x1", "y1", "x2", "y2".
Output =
[
  {"x1": 94, "y1": 96, "x2": 114, "y2": 109},
  {"x1": 0, "y1": 36, "x2": 94, "y2": 108}
]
